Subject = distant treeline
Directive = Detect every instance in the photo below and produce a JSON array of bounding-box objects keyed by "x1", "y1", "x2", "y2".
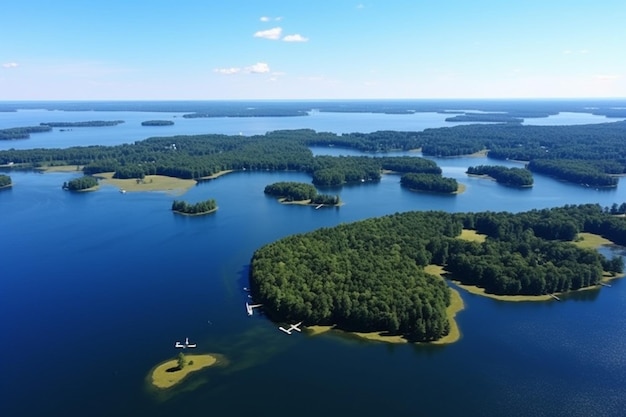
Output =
[
  {"x1": 141, "y1": 120, "x2": 174, "y2": 126},
  {"x1": 0, "y1": 126, "x2": 52, "y2": 140},
  {"x1": 1, "y1": 122, "x2": 625, "y2": 187},
  {"x1": 0, "y1": 174, "x2": 12, "y2": 187},
  {"x1": 264, "y1": 181, "x2": 340, "y2": 205},
  {"x1": 249, "y1": 204, "x2": 625, "y2": 341},
  {"x1": 62, "y1": 176, "x2": 98, "y2": 191},
  {"x1": 41, "y1": 121, "x2": 124, "y2": 127},
  {"x1": 172, "y1": 199, "x2": 217, "y2": 215},
  {"x1": 467, "y1": 165, "x2": 534, "y2": 187}
]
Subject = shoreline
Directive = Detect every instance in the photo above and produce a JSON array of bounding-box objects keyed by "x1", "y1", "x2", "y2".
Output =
[
  {"x1": 277, "y1": 197, "x2": 343, "y2": 208},
  {"x1": 172, "y1": 207, "x2": 218, "y2": 216}
]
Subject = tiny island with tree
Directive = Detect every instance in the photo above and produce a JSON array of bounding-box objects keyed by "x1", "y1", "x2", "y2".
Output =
[
  {"x1": 0, "y1": 174, "x2": 12, "y2": 189},
  {"x1": 172, "y1": 199, "x2": 217, "y2": 215}
]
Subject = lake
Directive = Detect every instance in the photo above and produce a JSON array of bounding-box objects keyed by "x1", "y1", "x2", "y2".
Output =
[{"x1": 1, "y1": 102, "x2": 625, "y2": 417}]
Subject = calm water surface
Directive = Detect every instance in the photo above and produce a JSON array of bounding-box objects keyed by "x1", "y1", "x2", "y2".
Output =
[{"x1": 1, "y1": 108, "x2": 625, "y2": 417}]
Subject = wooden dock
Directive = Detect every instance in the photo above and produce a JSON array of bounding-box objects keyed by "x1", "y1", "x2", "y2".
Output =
[{"x1": 549, "y1": 294, "x2": 561, "y2": 301}]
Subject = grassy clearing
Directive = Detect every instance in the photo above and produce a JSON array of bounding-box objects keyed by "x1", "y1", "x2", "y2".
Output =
[
  {"x1": 457, "y1": 229, "x2": 487, "y2": 243},
  {"x1": 151, "y1": 354, "x2": 217, "y2": 389},
  {"x1": 573, "y1": 232, "x2": 614, "y2": 249},
  {"x1": 39, "y1": 165, "x2": 84, "y2": 172},
  {"x1": 96, "y1": 172, "x2": 196, "y2": 194}
]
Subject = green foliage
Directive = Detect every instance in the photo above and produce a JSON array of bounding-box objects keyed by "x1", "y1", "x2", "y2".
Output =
[
  {"x1": 400, "y1": 173, "x2": 458, "y2": 193},
  {"x1": 141, "y1": 120, "x2": 174, "y2": 126},
  {"x1": 467, "y1": 165, "x2": 534, "y2": 187},
  {"x1": 177, "y1": 352, "x2": 186, "y2": 369},
  {"x1": 0, "y1": 174, "x2": 11, "y2": 187},
  {"x1": 0, "y1": 125, "x2": 52, "y2": 140},
  {"x1": 172, "y1": 199, "x2": 217, "y2": 215},
  {"x1": 250, "y1": 205, "x2": 625, "y2": 340},
  {"x1": 527, "y1": 159, "x2": 617, "y2": 187},
  {"x1": 264, "y1": 182, "x2": 318, "y2": 201},
  {"x1": 63, "y1": 176, "x2": 98, "y2": 191},
  {"x1": 40, "y1": 120, "x2": 124, "y2": 127}
]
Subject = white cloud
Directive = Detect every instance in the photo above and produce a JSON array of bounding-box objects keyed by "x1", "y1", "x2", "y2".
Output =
[
  {"x1": 260, "y1": 16, "x2": 282, "y2": 22},
  {"x1": 2, "y1": 62, "x2": 19, "y2": 68},
  {"x1": 283, "y1": 34, "x2": 308, "y2": 42},
  {"x1": 356, "y1": 3, "x2": 365, "y2": 9},
  {"x1": 214, "y1": 63, "x2": 271, "y2": 75},
  {"x1": 247, "y1": 62, "x2": 270, "y2": 74},
  {"x1": 214, "y1": 67, "x2": 241, "y2": 75},
  {"x1": 254, "y1": 27, "x2": 282, "y2": 40}
]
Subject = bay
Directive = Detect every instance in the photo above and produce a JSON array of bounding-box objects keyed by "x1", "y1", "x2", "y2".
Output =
[{"x1": 1, "y1": 103, "x2": 625, "y2": 417}]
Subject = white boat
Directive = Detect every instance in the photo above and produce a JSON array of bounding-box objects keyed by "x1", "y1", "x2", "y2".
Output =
[{"x1": 185, "y1": 337, "x2": 197, "y2": 348}]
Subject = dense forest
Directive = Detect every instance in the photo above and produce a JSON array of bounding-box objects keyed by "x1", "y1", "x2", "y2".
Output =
[
  {"x1": 264, "y1": 181, "x2": 340, "y2": 205},
  {"x1": 0, "y1": 174, "x2": 11, "y2": 187},
  {"x1": 0, "y1": 122, "x2": 624, "y2": 187},
  {"x1": 40, "y1": 121, "x2": 125, "y2": 127},
  {"x1": 400, "y1": 173, "x2": 459, "y2": 193},
  {"x1": 62, "y1": 176, "x2": 98, "y2": 191},
  {"x1": 467, "y1": 165, "x2": 534, "y2": 187},
  {"x1": 141, "y1": 120, "x2": 174, "y2": 126},
  {"x1": 250, "y1": 204, "x2": 625, "y2": 341},
  {"x1": 171, "y1": 199, "x2": 217, "y2": 215},
  {"x1": 0, "y1": 125, "x2": 52, "y2": 140}
]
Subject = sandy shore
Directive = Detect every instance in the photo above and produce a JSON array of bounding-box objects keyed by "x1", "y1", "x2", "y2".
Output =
[{"x1": 150, "y1": 354, "x2": 217, "y2": 389}]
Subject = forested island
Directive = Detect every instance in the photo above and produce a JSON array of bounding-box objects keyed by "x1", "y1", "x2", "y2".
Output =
[
  {"x1": 467, "y1": 165, "x2": 534, "y2": 187},
  {"x1": 172, "y1": 199, "x2": 217, "y2": 215},
  {"x1": 249, "y1": 204, "x2": 625, "y2": 342},
  {"x1": 264, "y1": 181, "x2": 341, "y2": 206},
  {"x1": 62, "y1": 176, "x2": 98, "y2": 191},
  {"x1": 40, "y1": 120, "x2": 125, "y2": 127},
  {"x1": 0, "y1": 125, "x2": 52, "y2": 140},
  {"x1": 0, "y1": 174, "x2": 12, "y2": 188},
  {"x1": 400, "y1": 173, "x2": 459, "y2": 194},
  {"x1": 141, "y1": 120, "x2": 174, "y2": 126},
  {"x1": 0, "y1": 122, "x2": 624, "y2": 188}
]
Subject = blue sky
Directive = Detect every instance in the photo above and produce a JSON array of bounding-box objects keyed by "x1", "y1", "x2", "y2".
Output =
[{"x1": 1, "y1": 0, "x2": 625, "y2": 100}]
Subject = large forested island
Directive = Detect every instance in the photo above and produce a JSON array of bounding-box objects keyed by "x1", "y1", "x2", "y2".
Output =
[{"x1": 249, "y1": 204, "x2": 624, "y2": 342}]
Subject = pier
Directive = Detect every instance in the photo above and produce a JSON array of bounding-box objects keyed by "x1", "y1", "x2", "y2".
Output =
[
  {"x1": 549, "y1": 294, "x2": 561, "y2": 301},
  {"x1": 599, "y1": 282, "x2": 612, "y2": 287},
  {"x1": 315, "y1": 204, "x2": 324, "y2": 210}
]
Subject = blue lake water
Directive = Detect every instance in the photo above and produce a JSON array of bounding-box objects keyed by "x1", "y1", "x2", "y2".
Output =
[{"x1": 1, "y1": 104, "x2": 626, "y2": 417}]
